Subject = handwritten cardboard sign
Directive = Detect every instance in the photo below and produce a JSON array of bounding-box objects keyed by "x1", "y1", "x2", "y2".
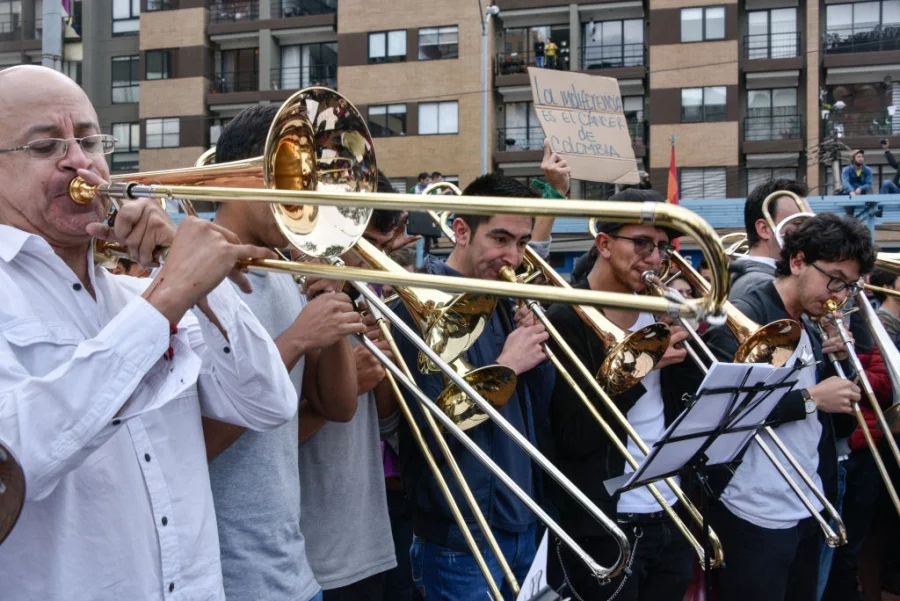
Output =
[{"x1": 528, "y1": 67, "x2": 640, "y2": 185}]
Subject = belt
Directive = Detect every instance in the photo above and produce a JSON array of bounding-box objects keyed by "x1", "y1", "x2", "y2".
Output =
[{"x1": 617, "y1": 510, "x2": 668, "y2": 524}]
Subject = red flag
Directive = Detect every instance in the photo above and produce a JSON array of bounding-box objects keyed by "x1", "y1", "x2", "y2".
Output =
[{"x1": 667, "y1": 137, "x2": 679, "y2": 250}]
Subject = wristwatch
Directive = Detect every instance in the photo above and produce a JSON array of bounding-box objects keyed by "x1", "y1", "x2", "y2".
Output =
[{"x1": 801, "y1": 388, "x2": 818, "y2": 414}]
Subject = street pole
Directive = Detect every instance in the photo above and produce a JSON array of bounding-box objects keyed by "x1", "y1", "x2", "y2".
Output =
[
  {"x1": 42, "y1": 0, "x2": 63, "y2": 70},
  {"x1": 479, "y1": 1, "x2": 489, "y2": 176}
]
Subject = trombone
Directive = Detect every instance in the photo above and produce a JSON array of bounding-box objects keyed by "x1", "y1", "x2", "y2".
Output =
[
  {"x1": 423, "y1": 197, "x2": 724, "y2": 568},
  {"x1": 645, "y1": 253, "x2": 848, "y2": 547},
  {"x1": 0, "y1": 442, "x2": 24, "y2": 546}
]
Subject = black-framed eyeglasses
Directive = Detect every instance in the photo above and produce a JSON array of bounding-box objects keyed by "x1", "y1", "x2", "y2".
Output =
[
  {"x1": 0, "y1": 135, "x2": 117, "y2": 160},
  {"x1": 810, "y1": 262, "x2": 861, "y2": 295},
  {"x1": 608, "y1": 234, "x2": 676, "y2": 259}
]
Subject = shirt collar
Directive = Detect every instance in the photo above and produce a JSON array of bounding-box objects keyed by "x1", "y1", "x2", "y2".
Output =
[
  {"x1": 0, "y1": 224, "x2": 48, "y2": 263},
  {"x1": 742, "y1": 255, "x2": 777, "y2": 268}
]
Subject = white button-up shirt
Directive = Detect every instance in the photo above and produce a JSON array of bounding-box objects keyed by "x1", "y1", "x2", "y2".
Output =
[{"x1": 0, "y1": 225, "x2": 296, "y2": 600}]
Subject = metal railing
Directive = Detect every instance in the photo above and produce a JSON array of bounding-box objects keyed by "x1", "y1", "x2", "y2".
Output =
[
  {"x1": 494, "y1": 48, "x2": 572, "y2": 75},
  {"x1": 212, "y1": 69, "x2": 259, "y2": 93},
  {"x1": 0, "y1": 19, "x2": 42, "y2": 42},
  {"x1": 271, "y1": 0, "x2": 337, "y2": 18},
  {"x1": 208, "y1": 0, "x2": 259, "y2": 23},
  {"x1": 497, "y1": 126, "x2": 545, "y2": 151},
  {"x1": 825, "y1": 110, "x2": 893, "y2": 137},
  {"x1": 582, "y1": 43, "x2": 645, "y2": 70},
  {"x1": 742, "y1": 31, "x2": 800, "y2": 60},
  {"x1": 146, "y1": 0, "x2": 177, "y2": 9},
  {"x1": 270, "y1": 65, "x2": 337, "y2": 90},
  {"x1": 744, "y1": 113, "x2": 802, "y2": 141},
  {"x1": 824, "y1": 23, "x2": 900, "y2": 53},
  {"x1": 628, "y1": 118, "x2": 646, "y2": 144}
]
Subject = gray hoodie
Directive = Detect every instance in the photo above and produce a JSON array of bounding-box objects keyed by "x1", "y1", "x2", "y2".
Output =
[{"x1": 729, "y1": 257, "x2": 777, "y2": 301}]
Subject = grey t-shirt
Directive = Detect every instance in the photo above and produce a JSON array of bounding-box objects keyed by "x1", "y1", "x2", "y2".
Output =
[
  {"x1": 299, "y1": 337, "x2": 397, "y2": 589},
  {"x1": 208, "y1": 271, "x2": 320, "y2": 601}
]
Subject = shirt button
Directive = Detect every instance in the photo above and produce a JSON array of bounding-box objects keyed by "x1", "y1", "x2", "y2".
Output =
[
  {"x1": 111, "y1": 419, "x2": 121, "y2": 426},
  {"x1": 144, "y1": 453, "x2": 151, "y2": 462},
  {"x1": 223, "y1": 346, "x2": 231, "y2": 354},
  {"x1": 161, "y1": 516, "x2": 168, "y2": 526},
  {"x1": 169, "y1": 582, "x2": 175, "y2": 593},
  {"x1": 72, "y1": 283, "x2": 82, "y2": 291}
]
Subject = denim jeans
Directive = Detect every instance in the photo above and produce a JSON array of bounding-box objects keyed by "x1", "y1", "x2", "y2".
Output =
[
  {"x1": 410, "y1": 524, "x2": 537, "y2": 601},
  {"x1": 309, "y1": 592, "x2": 323, "y2": 601},
  {"x1": 817, "y1": 460, "x2": 847, "y2": 600},
  {"x1": 882, "y1": 181, "x2": 900, "y2": 194}
]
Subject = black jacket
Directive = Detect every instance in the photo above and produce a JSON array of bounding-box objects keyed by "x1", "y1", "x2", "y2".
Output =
[
  {"x1": 886, "y1": 150, "x2": 900, "y2": 186},
  {"x1": 546, "y1": 281, "x2": 705, "y2": 537},
  {"x1": 703, "y1": 280, "x2": 857, "y2": 505}
]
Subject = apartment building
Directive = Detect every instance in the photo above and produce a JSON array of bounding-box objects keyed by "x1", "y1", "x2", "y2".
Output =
[{"x1": 4, "y1": 0, "x2": 900, "y2": 202}]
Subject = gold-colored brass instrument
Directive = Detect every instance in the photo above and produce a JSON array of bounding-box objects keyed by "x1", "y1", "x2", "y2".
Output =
[
  {"x1": 719, "y1": 232, "x2": 749, "y2": 259},
  {"x1": 818, "y1": 299, "x2": 900, "y2": 516},
  {"x1": 761, "y1": 189, "x2": 812, "y2": 247},
  {"x1": 654, "y1": 253, "x2": 848, "y2": 547},
  {"x1": 0, "y1": 442, "x2": 24, "y2": 546}
]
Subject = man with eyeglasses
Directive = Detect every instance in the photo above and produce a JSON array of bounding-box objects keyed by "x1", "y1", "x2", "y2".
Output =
[
  {"x1": 704, "y1": 213, "x2": 871, "y2": 601},
  {"x1": 0, "y1": 66, "x2": 297, "y2": 600},
  {"x1": 546, "y1": 188, "x2": 701, "y2": 601}
]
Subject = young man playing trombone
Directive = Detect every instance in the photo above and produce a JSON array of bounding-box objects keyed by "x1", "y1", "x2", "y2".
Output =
[
  {"x1": 705, "y1": 213, "x2": 871, "y2": 601},
  {"x1": 547, "y1": 188, "x2": 701, "y2": 601}
]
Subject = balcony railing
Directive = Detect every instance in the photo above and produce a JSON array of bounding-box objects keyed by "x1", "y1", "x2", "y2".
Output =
[
  {"x1": 582, "y1": 43, "x2": 645, "y2": 70},
  {"x1": 744, "y1": 113, "x2": 802, "y2": 141},
  {"x1": 628, "y1": 118, "x2": 646, "y2": 144},
  {"x1": 0, "y1": 19, "x2": 42, "y2": 42},
  {"x1": 209, "y1": 0, "x2": 259, "y2": 23},
  {"x1": 497, "y1": 126, "x2": 544, "y2": 151},
  {"x1": 826, "y1": 110, "x2": 893, "y2": 138},
  {"x1": 270, "y1": 65, "x2": 337, "y2": 90},
  {"x1": 824, "y1": 23, "x2": 900, "y2": 54},
  {"x1": 494, "y1": 49, "x2": 571, "y2": 75},
  {"x1": 146, "y1": 0, "x2": 177, "y2": 9},
  {"x1": 212, "y1": 69, "x2": 259, "y2": 93},
  {"x1": 742, "y1": 32, "x2": 800, "y2": 60},
  {"x1": 271, "y1": 0, "x2": 337, "y2": 18}
]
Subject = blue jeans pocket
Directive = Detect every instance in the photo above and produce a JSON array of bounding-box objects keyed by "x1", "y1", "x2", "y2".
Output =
[{"x1": 410, "y1": 536, "x2": 426, "y2": 598}]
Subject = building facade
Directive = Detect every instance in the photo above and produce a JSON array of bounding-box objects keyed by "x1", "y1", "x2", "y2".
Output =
[{"x1": 3, "y1": 0, "x2": 900, "y2": 201}]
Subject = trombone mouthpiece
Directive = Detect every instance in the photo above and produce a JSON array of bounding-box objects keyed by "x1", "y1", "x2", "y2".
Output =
[
  {"x1": 69, "y1": 177, "x2": 97, "y2": 205},
  {"x1": 498, "y1": 265, "x2": 517, "y2": 283}
]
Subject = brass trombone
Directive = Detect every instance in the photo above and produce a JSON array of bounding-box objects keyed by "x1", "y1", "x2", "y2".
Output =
[
  {"x1": 647, "y1": 253, "x2": 848, "y2": 547},
  {"x1": 0, "y1": 442, "x2": 24, "y2": 546},
  {"x1": 425, "y1": 194, "x2": 724, "y2": 568}
]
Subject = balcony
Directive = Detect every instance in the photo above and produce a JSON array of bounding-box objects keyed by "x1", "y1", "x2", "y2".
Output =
[
  {"x1": 495, "y1": 49, "x2": 571, "y2": 76},
  {"x1": 744, "y1": 113, "x2": 802, "y2": 141},
  {"x1": 497, "y1": 126, "x2": 544, "y2": 152},
  {"x1": 582, "y1": 43, "x2": 645, "y2": 70},
  {"x1": 212, "y1": 69, "x2": 259, "y2": 93},
  {"x1": 209, "y1": 0, "x2": 259, "y2": 24},
  {"x1": 271, "y1": 0, "x2": 337, "y2": 18},
  {"x1": 827, "y1": 110, "x2": 892, "y2": 138},
  {"x1": 270, "y1": 64, "x2": 337, "y2": 91},
  {"x1": 742, "y1": 32, "x2": 800, "y2": 60},
  {"x1": 0, "y1": 19, "x2": 42, "y2": 43},
  {"x1": 824, "y1": 23, "x2": 900, "y2": 54},
  {"x1": 146, "y1": 0, "x2": 177, "y2": 9},
  {"x1": 628, "y1": 119, "x2": 646, "y2": 146}
]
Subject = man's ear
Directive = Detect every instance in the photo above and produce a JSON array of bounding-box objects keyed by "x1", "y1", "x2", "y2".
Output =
[
  {"x1": 755, "y1": 218, "x2": 771, "y2": 242},
  {"x1": 596, "y1": 232, "x2": 612, "y2": 259},
  {"x1": 790, "y1": 250, "x2": 806, "y2": 275},
  {"x1": 452, "y1": 218, "x2": 471, "y2": 247}
]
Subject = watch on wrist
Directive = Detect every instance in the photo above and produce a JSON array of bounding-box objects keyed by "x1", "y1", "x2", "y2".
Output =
[{"x1": 801, "y1": 388, "x2": 817, "y2": 414}]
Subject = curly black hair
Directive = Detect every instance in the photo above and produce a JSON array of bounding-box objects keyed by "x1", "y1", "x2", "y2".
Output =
[{"x1": 774, "y1": 213, "x2": 875, "y2": 277}]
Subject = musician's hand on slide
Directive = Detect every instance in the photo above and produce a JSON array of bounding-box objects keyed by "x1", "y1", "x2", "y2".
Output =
[
  {"x1": 287, "y1": 292, "x2": 365, "y2": 354},
  {"x1": 654, "y1": 326, "x2": 689, "y2": 370},
  {"x1": 354, "y1": 341, "x2": 390, "y2": 395},
  {"x1": 514, "y1": 305, "x2": 537, "y2": 328},
  {"x1": 497, "y1": 324, "x2": 549, "y2": 375},
  {"x1": 808, "y1": 376, "x2": 859, "y2": 414},
  {"x1": 821, "y1": 320, "x2": 851, "y2": 361}
]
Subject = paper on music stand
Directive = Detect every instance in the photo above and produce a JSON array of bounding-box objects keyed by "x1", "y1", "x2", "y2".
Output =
[
  {"x1": 516, "y1": 530, "x2": 549, "y2": 601},
  {"x1": 604, "y1": 362, "x2": 796, "y2": 495}
]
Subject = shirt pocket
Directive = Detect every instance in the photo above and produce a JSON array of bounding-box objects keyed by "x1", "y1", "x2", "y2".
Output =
[{"x1": 0, "y1": 319, "x2": 84, "y2": 378}]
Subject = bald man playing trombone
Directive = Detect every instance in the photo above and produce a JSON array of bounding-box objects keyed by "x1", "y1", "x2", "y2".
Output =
[{"x1": 0, "y1": 66, "x2": 297, "y2": 600}]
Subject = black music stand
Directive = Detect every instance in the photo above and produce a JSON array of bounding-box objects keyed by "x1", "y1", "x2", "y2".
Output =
[{"x1": 604, "y1": 361, "x2": 805, "y2": 599}]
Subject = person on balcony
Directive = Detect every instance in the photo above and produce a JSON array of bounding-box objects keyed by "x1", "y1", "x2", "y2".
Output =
[
  {"x1": 841, "y1": 149, "x2": 873, "y2": 195},
  {"x1": 880, "y1": 139, "x2": 900, "y2": 194},
  {"x1": 534, "y1": 36, "x2": 545, "y2": 68},
  {"x1": 544, "y1": 39, "x2": 558, "y2": 69}
]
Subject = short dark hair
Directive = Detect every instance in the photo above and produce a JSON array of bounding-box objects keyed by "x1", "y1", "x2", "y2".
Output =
[
  {"x1": 215, "y1": 104, "x2": 280, "y2": 163},
  {"x1": 869, "y1": 268, "x2": 898, "y2": 302},
  {"x1": 371, "y1": 170, "x2": 402, "y2": 234},
  {"x1": 457, "y1": 173, "x2": 537, "y2": 233},
  {"x1": 775, "y1": 213, "x2": 875, "y2": 277},
  {"x1": 431, "y1": 171, "x2": 442, "y2": 179},
  {"x1": 744, "y1": 179, "x2": 809, "y2": 247},
  {"x1": 418, "y1": 172, "x2": 430, "y2": 181}
]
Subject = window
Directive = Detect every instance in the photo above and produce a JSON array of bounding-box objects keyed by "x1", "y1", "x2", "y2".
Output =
[
  {"x1": 112, "y1": 0, "x2": 140, "y2": 34},
  {"x1": 746, "y1": 88, "x2": 800, "y2": 140},
  {"x1": 145, "y1": 118, "x2": 179, "y2": 149},
  {"x1": 215, "y1": 48, "x2": 259, "y2": 93},
  {"x1": 747, "y1": 168, "x2": 797, "y2": 194},
  {"x1": 111, "y1": 55, "x2": 139, "y2": 104},
  {"x1": 145, "y1": 50, "x2": 170, "y2": 80},
  {"x1": 279, "y1": 42, "x2": 338, "y2": 90},
  {"x1": 418, "y1": 26, "x2": 458, "y2": 60},
  {"x1": 62, "y1": 60, "x2": 82, "y2": 86},
  {"x1": 500, "y1": 24, "x2": 570, "y2": 71},
  {"x1": 746, "y1": 8, "x2": 798, "y2": 59},
  {"x1": 368, "y1": 104, "x2": 407, "y2": 137},
  {"x1": 369, "y1": 30, "x2": 406, "y2": 64},
  {"x1": 582, "y1": 19, "x2": 644, "y2": 69},
  {"x1": 502, "y1": 101, "x2": 542, "y2": 150},
  {"x1": 419, "y1": 101, "x2": 458, "y2": 135},
  {"x1": 681, "y1": 6, "x2": 725, "y2": 42},
  {"x1": 681, "y1": 86, "x2": 726, "y2": 122},
  {"x1": 111, "y1": 123, "x2": 140, "y2": 171},
  {"x1": 389, "y1": 178, "x2": 408, "y2": 194},
  {"x1": 146, "y1": 0, "x2": 175, "y2": 10},
  {"x1": 680, "y1": 168, "x2": 727, "y2": 199},
  {"x1": 825, "y1": 2, "x2": 900, "y2": 52}
]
